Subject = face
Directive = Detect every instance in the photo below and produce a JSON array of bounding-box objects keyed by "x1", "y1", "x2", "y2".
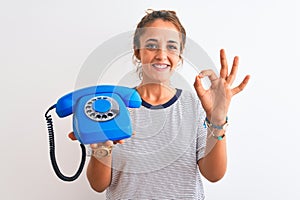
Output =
[{"x1": 136, "y1": 19, "x2": 182, "y2": 85}]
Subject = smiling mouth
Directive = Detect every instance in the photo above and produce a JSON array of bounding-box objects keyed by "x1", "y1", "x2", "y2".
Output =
[{"x1": 152, "y1": 64, "x2": 170, "y2": 70}]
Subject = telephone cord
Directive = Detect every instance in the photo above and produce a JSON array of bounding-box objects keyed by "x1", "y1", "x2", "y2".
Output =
[{"x1": 45, "y1": 105, "x2": 86, "y2": 182}]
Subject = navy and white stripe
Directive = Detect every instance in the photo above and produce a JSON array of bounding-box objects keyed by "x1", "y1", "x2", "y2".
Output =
[{"x1": 106, "y1": 89, "x2": 207, "y2": 200}]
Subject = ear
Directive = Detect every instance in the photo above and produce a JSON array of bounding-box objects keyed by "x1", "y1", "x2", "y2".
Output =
[
  {"x1": 177, "y1": 55, "x2": 183, "y2": 67},
  {"x1": 134, "y1": 49, "x2": 140, "y2": 60},
  {"x1": 178, "y1": 54, "x2": 183, "y2": 63}
]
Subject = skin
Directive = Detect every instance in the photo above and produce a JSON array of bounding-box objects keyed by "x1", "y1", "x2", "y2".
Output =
[
  {"x1": 135, "y1": 21, "x2": 183, "y2": 105},
  {"x1": 69, "y1": 19, "x2": 250, "y2": 191},
  {"x1": 195, "y1": 49, "x2": 250, "y2": 182}
]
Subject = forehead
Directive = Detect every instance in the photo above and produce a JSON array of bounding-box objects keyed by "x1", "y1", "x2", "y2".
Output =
[{"x1": 139, "y1": 27, "x2": 181, "y2": 42}]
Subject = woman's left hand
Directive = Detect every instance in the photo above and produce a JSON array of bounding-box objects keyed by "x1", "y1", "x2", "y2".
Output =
[{"x1": 194, "y1": 49, "x2": 250, "y2": 124}]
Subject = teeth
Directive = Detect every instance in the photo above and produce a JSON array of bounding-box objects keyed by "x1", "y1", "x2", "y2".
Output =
[{"x1": 153, "y1": 64, "x2": 168, "y2": 69}]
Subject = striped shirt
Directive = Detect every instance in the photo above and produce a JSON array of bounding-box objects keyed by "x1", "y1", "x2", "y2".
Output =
[{"x1": 106, "y1": 89, "x2": 207, "y2": 199}]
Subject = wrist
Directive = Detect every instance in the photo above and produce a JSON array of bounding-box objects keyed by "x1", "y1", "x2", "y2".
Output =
[
  {"x1": 93, "y1": 146, "x2": 112, "y2": 158},
  {"x1": 205, "y1": 116, "x2": 228, "y2": 130},
  {"x1": 203, "y1": 116, "x2": 228, "y2": 141},
  {"x1": 205, "y1": 114, "x2": 227, "y2": 125},
  {"x1": 208, "y1": 128, "x2": 226, "y2": 141},
  {"x1": 88, "y1": 145, "x2": 113, "y2": 161}
]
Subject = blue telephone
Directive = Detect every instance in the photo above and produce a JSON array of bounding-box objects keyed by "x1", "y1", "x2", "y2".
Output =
[{"x1": 45, "y1": 85, "x2": 141, "y2": 181}]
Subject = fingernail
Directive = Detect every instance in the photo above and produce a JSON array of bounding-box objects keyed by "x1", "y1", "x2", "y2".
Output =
[{"x1": 90, "y1": 143, "x2": 98, "y2": 148}]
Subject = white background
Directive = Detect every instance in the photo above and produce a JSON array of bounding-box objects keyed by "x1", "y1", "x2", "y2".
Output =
[{"x1": 1, "y1": 0, "x2": 299, "y2": 199}]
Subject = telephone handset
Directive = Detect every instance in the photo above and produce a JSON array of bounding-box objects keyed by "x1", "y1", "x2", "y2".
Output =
[{"x1": 45, "y1": 85, "x2": 141, "y2": 181}]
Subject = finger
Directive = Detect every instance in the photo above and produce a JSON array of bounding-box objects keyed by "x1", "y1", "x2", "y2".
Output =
[
  {"x1": 220, "y1": 49, "x2": 228, "y2": 79},
  {"x1": 193, "y1": 75, "x2": 206, "y2": 98},
  {"x1": 90, "y1": 143, "x2": 99, "y2": 149},
  {"x1": 104, "y1": 140, "x2": 114, "y2": 146},
  {"x1": 226, "y1": 56, "x2": 239, "y2": 85},
  {"x1": 113, "y1": 140, "x2": 125, "y2": 145},
  {"x1": 113, "y1": 132, "x2": 135, "y2": 144},
  {"x1": 90, "y1": 140, "x2": 114, "y2": 149},
  {"x1": 199, "y1": 69, "x2": 218, "y2": 82},
  {"x1": 68, "y1": 132, "x2": 77, "y2": 141},
  {"x1": 231, "y1": 75, "x2": 250, "y2": 95}
]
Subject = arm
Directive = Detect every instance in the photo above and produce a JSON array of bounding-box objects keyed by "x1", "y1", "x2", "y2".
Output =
[
  {"x1": 68, "y1": 133, "x2": 113, "y2": 192},
  {"x1": 194, "y1": 49, "x2": 250, "y2": 182},
  {"x1": 198, "y1": 128, "x2": 227, "y2": 182},
  {"x1": 86, "y1": 154, "x2": 112, "y2": 192},
  {"x1": 86, "y1": 140, "x2": 124, "y2": 192}
]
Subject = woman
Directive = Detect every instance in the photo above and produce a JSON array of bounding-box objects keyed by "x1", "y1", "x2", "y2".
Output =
[{"x1": 71, "y1": 10, "x2": 250, "y2": 199}]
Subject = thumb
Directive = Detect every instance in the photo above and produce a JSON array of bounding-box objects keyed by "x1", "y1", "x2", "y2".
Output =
[
  {"x1": 68, "y1": 132, "x2": 77, "y2": 141},
  {"x1": 194, "y1": 75, "x2": 206, "y2": 98}
]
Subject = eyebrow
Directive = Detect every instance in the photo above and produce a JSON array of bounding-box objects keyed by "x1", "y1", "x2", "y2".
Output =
[{"x1": 145, "y1": 38, "x2": 179, "y2": 45}]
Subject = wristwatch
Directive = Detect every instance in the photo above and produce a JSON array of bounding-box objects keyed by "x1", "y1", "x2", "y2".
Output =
[{"x1": 92, "y1": 145, "x2": 113, "y2": 159}]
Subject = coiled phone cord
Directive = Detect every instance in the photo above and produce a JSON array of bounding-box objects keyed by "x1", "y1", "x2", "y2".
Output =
[{"x1": 45, "y1": 105, "x2": 86, "y2": 182}]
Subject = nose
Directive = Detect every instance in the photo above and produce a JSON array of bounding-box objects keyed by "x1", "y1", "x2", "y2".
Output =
[{"x1": 155, "y1": 48, "x2": 168, "y2": 60}]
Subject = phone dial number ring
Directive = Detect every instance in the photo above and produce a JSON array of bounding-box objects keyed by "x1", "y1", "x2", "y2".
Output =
[{"x1": 84, "y1": 96, "x2": 119, "y2": 122}]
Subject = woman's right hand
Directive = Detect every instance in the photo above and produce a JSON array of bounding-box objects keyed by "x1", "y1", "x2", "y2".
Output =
[
  {"x1": 68, "y1": 132, "x2": 125, "y2": 161},
  {"x1": 68, "y1": 132, "x2": 125, "y2": 146}
]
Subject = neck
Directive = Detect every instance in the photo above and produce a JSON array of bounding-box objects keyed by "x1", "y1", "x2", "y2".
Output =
[{"x1": 137, "y1": 83, "x2": 176, "y2": 106}]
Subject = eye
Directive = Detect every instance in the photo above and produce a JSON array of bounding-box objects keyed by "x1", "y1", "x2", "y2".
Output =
[
  {"x1": 167, "y1": 44, "x2": 178, "y2": 51},
  {"x1": 145, "y1": 43, "x2": 158, "y2": 50}
]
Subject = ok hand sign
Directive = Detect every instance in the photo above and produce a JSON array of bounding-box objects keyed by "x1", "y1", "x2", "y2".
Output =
[{"x1": 194, "y1": 49, "x2": 250, "y2": 124}]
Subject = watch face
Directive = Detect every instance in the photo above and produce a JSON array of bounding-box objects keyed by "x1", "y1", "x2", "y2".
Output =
[
  {"x1": 95, "y1": 149, "x2": 108, "y2": 157},
  {"x1": 94, "y1": 146, "x2": 111, "y2": 158}
]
